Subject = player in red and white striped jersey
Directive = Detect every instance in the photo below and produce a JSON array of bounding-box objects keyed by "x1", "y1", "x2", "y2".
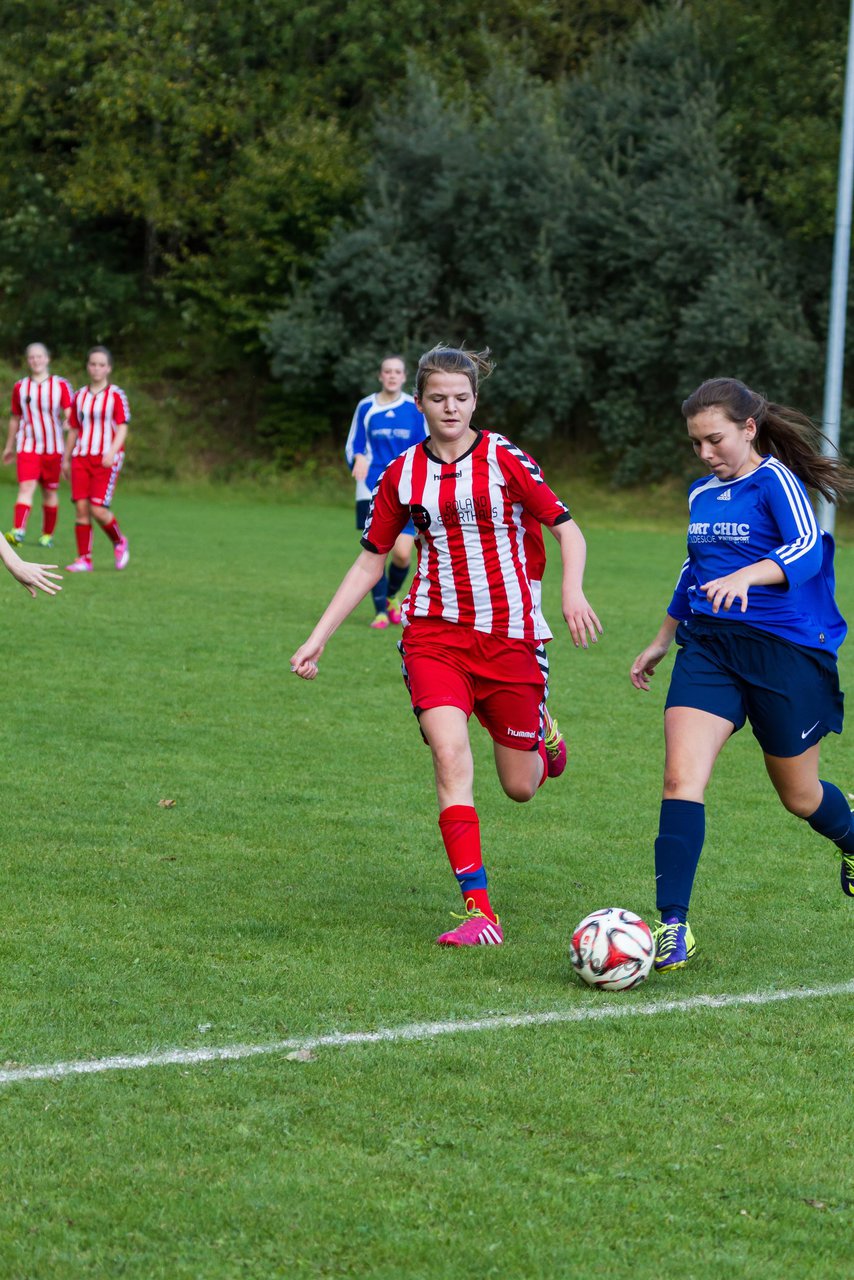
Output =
[
  {"x1": 292, "y1": 345, "x2": 602, "y2": 946},
  {"x1": 3, "y1": 343, "x2": 72, "y2": 549},
  {"x1": 62, "y1": 346, "x2": 130, "y2": 573}
]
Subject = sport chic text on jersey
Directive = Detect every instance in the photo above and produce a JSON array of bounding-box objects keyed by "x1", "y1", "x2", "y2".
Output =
[
  {"x1": 669, "y1": 456, "x2": 846, "y2": 654},
  {"x1": 345, "y1": 393, "x2": 427, "y2": 499}
]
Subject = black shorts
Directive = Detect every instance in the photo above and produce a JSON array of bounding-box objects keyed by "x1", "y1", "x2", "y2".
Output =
[
  {"x1": 356, "y1": 498, "x2": 371, "y2": 531},
  {"x1": 666, "y1": 618, "x2": 844, "y2": 757}
]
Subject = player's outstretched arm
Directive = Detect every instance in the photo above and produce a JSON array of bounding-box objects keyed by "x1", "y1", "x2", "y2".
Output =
[
  {"x1": 0, "y1": 538, "x2": 62, "y2": 597},
  {"x1": 630, "y1": 614, "x2": 679, "y2": 691},
  {"x1": 290, "y1": 548, "x2": 387, "y2": 680},
  {"x1": 549, "y1": 519, "x2": 602, "y2": 649}
]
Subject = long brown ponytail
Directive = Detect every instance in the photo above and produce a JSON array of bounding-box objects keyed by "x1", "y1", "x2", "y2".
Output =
[{"x1": 682, "y1": 377, "x2": 854, "y2": 504}]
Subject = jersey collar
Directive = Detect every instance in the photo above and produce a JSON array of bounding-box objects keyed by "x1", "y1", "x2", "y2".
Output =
[{"x1": 422, "y1": 429, "x2": 482, "y2": 466}]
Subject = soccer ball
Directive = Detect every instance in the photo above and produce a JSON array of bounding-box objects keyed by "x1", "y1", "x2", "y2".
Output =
[{"x1": 569, "y1": 907, "x2": 654, "y2": 991}]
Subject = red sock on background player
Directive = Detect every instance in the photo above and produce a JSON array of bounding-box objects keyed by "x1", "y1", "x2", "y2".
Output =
[{"x1": 75, "y1": 523, "x2": 93, "y2": 559}]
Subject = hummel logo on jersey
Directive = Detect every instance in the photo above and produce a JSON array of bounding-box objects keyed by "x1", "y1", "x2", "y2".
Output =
[
  {"x1": 717, "y1": 488, "x2": 732, "y2": 501},
  {"x1": 507, "y1": 727, "x2": 536, "y2": 739}
]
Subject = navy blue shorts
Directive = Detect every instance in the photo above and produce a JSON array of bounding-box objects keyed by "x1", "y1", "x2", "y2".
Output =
[
  {"x1": 356, "y1": 499, "x2": 415, "y2": 537},
  {"x1": 666, "y1": 618, "x2": 844, "y2": 758}
]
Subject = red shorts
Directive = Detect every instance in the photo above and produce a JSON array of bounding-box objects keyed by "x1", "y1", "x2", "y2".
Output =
[
  {"x1": 17, "y1": 452, "x2": 62, "y2": 490},
  {"x1": 399, "y1": 618, "x2": 548, "y2": 750},
  {"x1": 71, "y1": 453, "x2": 123, "y2": 507}
]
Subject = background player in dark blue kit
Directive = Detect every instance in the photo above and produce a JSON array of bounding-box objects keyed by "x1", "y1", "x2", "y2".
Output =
[
  {"x1": 345, "y1": 354, "x2": 426, "y2": 629},
  {"x1": 630, "y1": 377, "x2": 854, "y2": 971}
]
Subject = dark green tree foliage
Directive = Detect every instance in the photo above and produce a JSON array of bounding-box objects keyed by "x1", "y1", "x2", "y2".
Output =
[
  {"x1": 563, "y1": 10, "x2": 818, "y2": 478},
  {"x1": 693, "y1": 0, "x2": 848, "y2": 246},
  {"x1": 265, "y1": 8, "x2": 817, "y2": 479},
  {"x1": 0, "y1": 0, "x2": 646, "y2": 356}
]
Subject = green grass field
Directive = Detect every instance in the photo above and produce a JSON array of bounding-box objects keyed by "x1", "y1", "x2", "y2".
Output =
[{"x1": 0, "y1": 481, "x2": 853, "y2": 1278}]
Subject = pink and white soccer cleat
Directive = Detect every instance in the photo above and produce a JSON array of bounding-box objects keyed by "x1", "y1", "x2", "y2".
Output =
[
  {"x1": 386, "y1": 596, "x2": 403, "y2": 625},
  {"x1": 436, "y1": 907, "x2": 503, "y2": 946},
  {"x1": 543, "y1": 707, "x2": 567, "y2": 778},
  {"x1": 65, "y1": 555, "x2": 93, "y2": 573},
  {"x1": 114, "y1": 536, "x2": 129, "y2": 570},
  {"x1": 370, "y1": 612, "x2": 390, "y2": 630}
]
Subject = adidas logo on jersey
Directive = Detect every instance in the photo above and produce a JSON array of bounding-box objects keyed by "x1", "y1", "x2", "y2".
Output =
[
  {"x1": 717, "y1": 488, "x2": 732, "y2": 501},
  {"x1": 385, "y1": 410, "x2": 395, "y2": 417}
]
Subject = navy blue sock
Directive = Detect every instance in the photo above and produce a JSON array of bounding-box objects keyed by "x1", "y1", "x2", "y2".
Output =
[
  {"x1": 387, "y1": 561, "x2": 408, "y2": 598},
  {"x1": 655, "y1": 799, "x2": 705, "y2": 923},
  {"x1": 806, "y1": 781, "x2": 854, "y2": 851},
  {"x1": 371, "y1": 573, "x2": 389, "y2": 615}
]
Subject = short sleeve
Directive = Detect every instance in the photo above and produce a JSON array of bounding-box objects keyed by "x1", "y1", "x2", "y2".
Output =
[
  {"x1": 500, "y1": 444, "x2": 571, "y2": 526},
  {"x1": 361, "y1": 460, "x2": 410, "y2": 554},
  {"x1": 112, "y1": 387, "x2": 130, "y2": 426}
]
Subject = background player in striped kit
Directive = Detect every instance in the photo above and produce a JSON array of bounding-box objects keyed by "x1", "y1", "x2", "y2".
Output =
[
  {"x1": 631, "y1": 377, "x2": 854, "y2": 971},
  {"x1": 62, "y1": 346, "x2": 130, "y2": 573},
  {"x1": 293, "y1": 345, "x2": 602, "y2": 946},
  {"x1": 3, "y1": 342, "x2": 71, "y2": 548},
  {"x1": 345, "y1": 355, "x2": 426, "y2": 629}
]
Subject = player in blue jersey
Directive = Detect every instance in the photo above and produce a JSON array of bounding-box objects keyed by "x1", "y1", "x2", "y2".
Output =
[
  {"x1": 630, "y1": 377, "x2": 854, "y2": 971},
  {"x1": 345, "y1": 355, "x2": 427, "y2": 629}
]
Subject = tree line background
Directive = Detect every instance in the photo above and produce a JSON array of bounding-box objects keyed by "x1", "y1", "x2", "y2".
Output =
[{"x1": 2, "y1": 0, "x2": 851, "y2": 481}]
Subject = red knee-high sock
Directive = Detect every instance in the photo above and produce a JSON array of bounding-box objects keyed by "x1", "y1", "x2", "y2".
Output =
[
  {"x1": 75, "y1": 523, "x2": 93, "y2": 558},
  {"x1": 438, "y1": 804, "x2": 496, "y2": 921},
  {"x1": 13, "y1": 503, "x2": 30, "y2": 531},
  {"x1": 42, "y1": 506, "x2": 58, "y2": 536},
  {"x1": 102, "y1": 517, "x2": 123, "y2": 545}
]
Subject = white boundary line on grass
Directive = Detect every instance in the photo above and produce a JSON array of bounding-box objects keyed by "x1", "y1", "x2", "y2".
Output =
[{"x1": 2, "y1": 978, "x2": 853, "y2": 1087}]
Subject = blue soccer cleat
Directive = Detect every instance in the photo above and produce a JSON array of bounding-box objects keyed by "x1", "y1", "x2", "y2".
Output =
[
  {"x1": 841, "y1": 851, "x2": 854, "y2": 897},
  {"x1": 653, "y1": 917, "x2": 697, "y2": 971}
]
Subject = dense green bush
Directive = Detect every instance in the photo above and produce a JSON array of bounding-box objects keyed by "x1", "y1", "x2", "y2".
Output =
[{"x1": 265, "y1": 8, "x2": 819, "y2": 480}]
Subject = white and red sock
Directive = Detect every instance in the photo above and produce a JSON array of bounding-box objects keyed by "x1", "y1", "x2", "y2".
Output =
[
  {"x1": 438, "y1": 804, "x2": 496, "y2": 921},
  {"x1": 102, "y1": 517, "x2": 123, "y2": 545}
]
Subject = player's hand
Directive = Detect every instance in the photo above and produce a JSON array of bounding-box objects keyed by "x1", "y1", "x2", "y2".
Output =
[
  {"x1": 351, "y1": 455, "x2": 369, "y2": 483},
  {"x1": 9, "y1": 560, "x2": 63, "y2": 598},
  {"x1": 630, "y1": 641, "x2": 671, "y2": 691},
  {"x1": 2, "y1": 447, "x2": 13, "y2": 466},
  {"x1": 101, "y1": 451, "x2": 115, "y2": 469},
  {"x1": 562, "y1": 592, "x2": 602, "y2": 649},
  {"x1": 61, "y1": 458, "x2": 71, "y2": 480},
  {"x1": 290, "y1": 641, "x2": 324, "y2": 680},
  {"x1": 700, "y1": 569, "x2": 753, "y2": 614}
]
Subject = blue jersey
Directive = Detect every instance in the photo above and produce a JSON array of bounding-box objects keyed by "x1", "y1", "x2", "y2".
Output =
[
  {"x1": 345, "y1": 393, "x2": 426, "y2": 498},
  {"x1": 668, "y1": 456, "x2": 847, "y2": 655}
]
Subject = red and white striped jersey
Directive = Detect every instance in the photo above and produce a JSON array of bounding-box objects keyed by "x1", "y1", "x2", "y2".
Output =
[
  {"x1": 10, "y1": 376, "x2": 72, "y2": 455},
  {"x1": 362, "y1": 430, "x2": 572, "y2": 641},
  {"x1": 70, "y1": 384, "x2": 130, "y2": 457}
]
